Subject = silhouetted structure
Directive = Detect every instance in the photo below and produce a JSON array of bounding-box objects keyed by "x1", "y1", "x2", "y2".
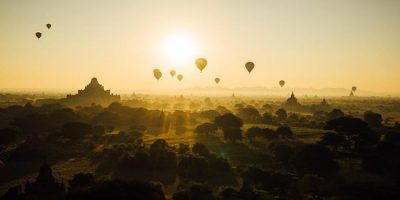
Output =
[
  {"x1": 320, "y1": 98, "x2": 328, "y2": 106},
  {"x1": 317, "y1": 98, "x2": 330, "y2": 110},
  {"x1": 349, "y1": 91, "x2": 354, "y2": 97},
  {"x1": 64, "y1": 78, "x2": 120, "y2": 107},
  {"x1": 24, "y1": 163, "x2": 66, "y2": 200},
  {"x1": 283, "y1": 92, "x2": 301, "y2": 108}
]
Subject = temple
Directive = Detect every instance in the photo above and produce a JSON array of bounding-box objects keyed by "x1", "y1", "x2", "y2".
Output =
[
  {"x1": 63, "y1": 78, "x2": 120, "y2": 107},
  {"x1": 24, "y1": 163, "x2": 66, "y2": 200},
  {"x1": 317, "y1": 98, "x2": 330, "y2": 111},
  {"x1": 283, "y1": 92, "x2": 301, "y2": 108}
]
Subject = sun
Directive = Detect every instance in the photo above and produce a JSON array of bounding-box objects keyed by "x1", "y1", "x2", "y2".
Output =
[{"x1": 164, "y1": 33, "x2": 197, "y2": 66}]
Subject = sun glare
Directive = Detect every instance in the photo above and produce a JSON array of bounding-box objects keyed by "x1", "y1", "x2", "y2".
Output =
[{"x1": 164, "y1": 34, "x2": 197, "y2": 66}]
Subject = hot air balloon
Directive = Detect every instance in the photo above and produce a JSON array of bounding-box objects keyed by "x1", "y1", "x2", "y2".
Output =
[
  {"x1": 153, "y1": 69, "x2": 162, "y2": 80},
  {"x1": 177, "y1": 74, "x2": 183, "y2": 81},
  {"x1": 214, "y1": 78, "x2": 220, "y2": 84},
  {"x1": 46, "y1": 24, "x2": 51, "y2": 29},
  {"x1": 195, "y1": 58, "x2": 207, "y2": 72},
  {"x1": 35, "y1": 32, "x2": 42, "y2": 39},
  {"x1": 245, "y1": 62, "x2": 255, "y2": 73},
  {"x1": 170, "y1": 70, "x2": 176, "y2": 77},
  {"x1": 279, "y1": 80, "x2": 285, "y2": 87},
  {"x1": 352, "y1": 86, "x2": 357, "y2": 92}
]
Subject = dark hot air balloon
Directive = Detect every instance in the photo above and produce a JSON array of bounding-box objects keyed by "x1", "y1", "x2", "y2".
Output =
[
  {"x1": 279, "y1": 80, "x2": 285, "y2": 87},
  {"x1": 35, "y1": 32, "x2": 42, "y2": 39},
  {"x1": 214, "y1": 78, "x2": 220, "y2": 84},
  {"x1": 245, "y1": 62, "x2": 255, "y2": 73},
  {"x1": 352, "y1": 86, "x2": 357, "y2": 92},
  {"x1": 170, "y1": 70, "x2": 176, "y2": 77},
  {"x1": 46, "y1": 24, "x2": 51, "y2": 29},
  {"x1": 195, "y1": 58, "x2": 207, "y2": 72},
  {"x1": 153, "y1": 69, "x2": 162, "y2": 80},
  {"x1": 177, "y1": 74, "x2": 183, "y2": 81}
]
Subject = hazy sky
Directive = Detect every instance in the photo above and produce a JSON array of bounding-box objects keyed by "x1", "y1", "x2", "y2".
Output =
[{"x1": 1, "y1": 0, "x2": 399, "y2": 95}]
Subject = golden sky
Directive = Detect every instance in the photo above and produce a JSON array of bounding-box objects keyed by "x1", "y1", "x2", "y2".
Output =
[{"x1": 1, "y1": 0, "x2": 400, "y2": 95}]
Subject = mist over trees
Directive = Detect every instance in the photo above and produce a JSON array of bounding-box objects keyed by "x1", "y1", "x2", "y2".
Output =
[{"x1": 1, "y1": 92, "x2": 400, "y2": 199}]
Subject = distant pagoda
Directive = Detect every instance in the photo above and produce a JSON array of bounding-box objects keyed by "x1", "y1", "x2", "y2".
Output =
[
  {"x1": 64, "y1": 77, "x2": 120, "y2": 107},
  {"x1": 24, "y1": 163, "x2": 66, "y2": 200},
  {"x1": 283, "y1": 92, "x2": 301, "y2": 108},
  {"x1": 318, "y1": 98, "x2": 330, "y2": 110}
]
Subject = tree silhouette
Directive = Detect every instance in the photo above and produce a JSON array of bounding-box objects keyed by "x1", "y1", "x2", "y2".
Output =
[
  {"x1": 292, "y1": 144, "x2": 339, "y2": 175},
  {"x1": 325, "y1": 117, "x2": 380, "y2": 152},
  {"x1": 276, "y1": 125, "x2": 293, "y2": 138},
  {"x1": 214, "y1": 113, "x2": 243, "y2": 143},
  {"x1": 192, "y1": 143, "x2": 210, "y2": 157},
  {"x1": 223, "y1": 127, "x2": 243, "y2": 143},
  {"x1": 327, "y1": 109, "x2": 344, "y2": 121},
  {"x1": 275, "y1": 108, "x2": 287, "y2": 122},
  {"x1": 246, "y1": 126, "x2": 277, "y2": 142},
  {"x1": 60, "y1": 121, "x2": 93, "y2": 141},
  {"x1": 199, "y1": 110, "x2": 220, "y2": 121},
  {"x1": 246, "y1": 127, "x2": 264, "y2": 143},
  {"x1": 194, "y1": 123, "x2": 218, "y2": 137},
  {"x1": 262, "y1": 112, "x2": 274, "y2": 124},
  {"x1": 237, "y1": 106, "x2": 261, "y2": 123},
  {"x1": 318, "y1": 132, "x2": 348, "y2": 151},
  {"x1": 214, "y1": 113, "x2": 243, "y2": 130},
  {"x1": 363, "y1": 111, "x2": 383, "y2": 128}
]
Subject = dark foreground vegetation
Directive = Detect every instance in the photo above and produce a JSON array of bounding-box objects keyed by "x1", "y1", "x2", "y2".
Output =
[{"x1": 1, "y1": 95, "x2": 400, "y2": 199}]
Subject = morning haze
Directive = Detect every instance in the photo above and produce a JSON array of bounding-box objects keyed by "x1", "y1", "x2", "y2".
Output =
[
  {"x1": 1, "y1": 1, "x2": 400, "y2": 200},
  {"x1": 1, "y1": 0, "x2": 400, "y2": 95}
]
